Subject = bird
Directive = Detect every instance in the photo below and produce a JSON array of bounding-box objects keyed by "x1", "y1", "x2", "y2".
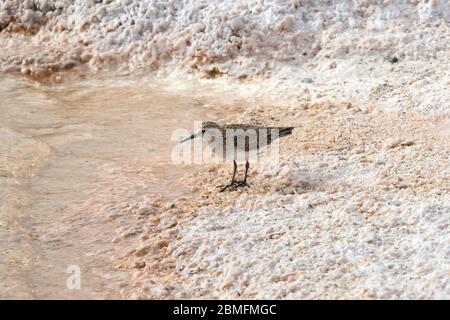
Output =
[{"x1": 180, "y1": 121, "x2": 295, "y2": 191}]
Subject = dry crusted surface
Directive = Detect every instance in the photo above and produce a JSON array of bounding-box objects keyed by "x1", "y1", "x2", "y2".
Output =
[
  {"x1": 95, "y1": 99, "x2": 450, "y2": 299},
  {"x1": 1, "y1": 0, "x2": 449, "y2": 81}
]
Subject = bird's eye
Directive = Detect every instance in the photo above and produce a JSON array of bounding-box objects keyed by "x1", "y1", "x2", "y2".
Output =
[{"x1": 202, "y1": 129, "x2": 205, "y2": 133}]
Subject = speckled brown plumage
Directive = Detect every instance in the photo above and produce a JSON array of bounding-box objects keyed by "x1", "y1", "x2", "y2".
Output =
[{"x1": 181, "y1": 121, "x2": 295, "y2": 191}]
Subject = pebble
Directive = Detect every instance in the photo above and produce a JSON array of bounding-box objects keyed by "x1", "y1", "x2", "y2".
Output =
[{"x1": 135, "y1": 244, "x2": 152, "y2": 257}]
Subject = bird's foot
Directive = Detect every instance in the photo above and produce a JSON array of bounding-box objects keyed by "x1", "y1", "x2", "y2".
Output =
[
  {"x1": 218, "y1": 181, "x2": 249, "y2": 192},
  {"x1": 218, "y1": 182, "x2": 239, "y2": 192},
  {"x1": 235, "y1": 180, "x2": 250, "y2": 188}
]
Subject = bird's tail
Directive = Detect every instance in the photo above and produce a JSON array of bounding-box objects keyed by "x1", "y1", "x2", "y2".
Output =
[{"x1": 278, "y1": 127, "x2": 295, "y2": 138}]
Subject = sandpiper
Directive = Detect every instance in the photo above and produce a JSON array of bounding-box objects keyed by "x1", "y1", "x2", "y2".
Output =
[{"x1": 180, "y1": 121, "x2": 294, "y2": 191}]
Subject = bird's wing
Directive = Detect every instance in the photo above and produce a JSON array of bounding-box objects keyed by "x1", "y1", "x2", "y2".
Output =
[{"x1": 223, "y1": 124, "x2": 259, "y2": 130}]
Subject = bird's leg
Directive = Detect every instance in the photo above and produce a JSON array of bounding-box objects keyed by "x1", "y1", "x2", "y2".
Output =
[
  {"x1": 243, "y1": 161, "x2": 249, "y2": 184},
  {"x1": 219, "y1": 160, "x2": 238, "y2": 192},
  {"x1": 236, "y1": 161, "x2": 250, "y2": 187},
  {"x1": 230, "y1": 160, "x2": 237, "y2": 184}
]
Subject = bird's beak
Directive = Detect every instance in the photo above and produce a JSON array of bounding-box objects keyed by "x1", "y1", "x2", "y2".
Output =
[
  {"x1": 179, "y1": 130, "x2": 202, "y2": 143},
  {"x1": 180, "y1": 133, "x2": 196, "y2": 143}
]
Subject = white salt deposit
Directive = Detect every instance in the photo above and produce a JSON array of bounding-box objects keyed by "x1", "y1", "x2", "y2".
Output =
[
  {"x1": 167, "y1": 201, "x2": 449, "y2": 299},
  {"x1": 1, "y1": 1, "x2": 449, "y2": 80}
]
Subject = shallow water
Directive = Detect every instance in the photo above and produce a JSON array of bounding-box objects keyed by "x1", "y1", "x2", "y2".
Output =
[{"x1": 0, "y1": 75, "x2": 223, "y2": 298}]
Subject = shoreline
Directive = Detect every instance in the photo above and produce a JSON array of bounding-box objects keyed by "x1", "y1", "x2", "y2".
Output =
[{"x1": 1, "y1": 61, "x2": 449, "y2": 299}]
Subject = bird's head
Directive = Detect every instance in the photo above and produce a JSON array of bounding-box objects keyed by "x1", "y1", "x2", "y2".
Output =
[
  {"x1": 179, "y1": 121, "x2": 221, "y2": 143},
  {"x1": 200, "y1": 121, "x2": 220, "y2": 131}
]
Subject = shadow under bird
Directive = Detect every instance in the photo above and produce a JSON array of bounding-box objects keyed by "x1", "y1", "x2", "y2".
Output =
[{"x1": 180, "y1": 121, "x2": 295, "y2": 191}]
